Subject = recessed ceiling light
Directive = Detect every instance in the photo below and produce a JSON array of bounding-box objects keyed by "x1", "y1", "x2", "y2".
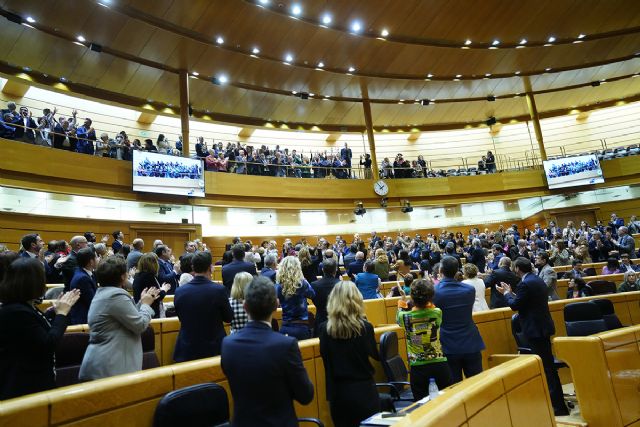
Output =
[
  {"x1": 192, "y1": 71, "x2": 199, "y2": 76},
  {"x1": 455, "y1": 74, "x2": 462, "y2": 78},
  {"x1": 427, "y1": 73, "x2": 434, "y2": 78},
  {"x1": 515, "y1": 70, "x2": 521, "y2": 75},
  {"x1": 485, "y1": 73, "x2": 491, "y2": 77},
  {"x1": 291, "y1": 4, "x2": 302, "y2": 16},
  {"x1": 217, "y1": 74, "x2": 228, "y2": 84},
  {"x1": 77, "y1": 35, "x2": 86, "y2": 42},
  {"x1": 216, "y1": 36, "x2": 224, "y2": 44},
  {"x1": 464, "y1": 39, "x2": 472, "y2": 45},
  {"x1": 492, "y1": 39, "x2": 500, "y2": 46},
  {"x1": 309, "y1": 93, "x2": 315, "y2": 97},
  {"x1": 252, "y1": 47, "x2": 260, "y2": 54},
  {"x1": 348, "y1": 66, "x2": 356, "y2": 72},
  {"x1": 259, "y1": 0, "x2": 269, "y2": 4},
  {"x1": 292, "y1": 90, "x2": 297, "y2": 95},
  {"x1": 351, "y1": 21, "x2": 362, "y2": 32},
  {"x1": 545, "y1": 67, "x2": 552, "y2": 71},
  {"x1": 25, "y1": 16, "x2": 35, "y2": 23},
  {"x1": 321, "y1": 13, "x2": 332, "y2": 25},
  {"x1": 547, "y1": 36, "x2": 556, "y2": 43},
  {"x1": 60, "y1": 77, "x2": 67, "y2": 82},
  {"x1": 317, "y1": 61, "x2": 324, "y2": 68},
  {"x1": 577, "y1": 33, "x2": 586, "y2": 39},
  {"x1": 381, "y1": 28, "x2": 389, "y2": 37},
  {"x1": 285, "y1": 53, "x2": 293, "y2": 62},
  {"x1": 519, "y1": 38, "x2": 527, "y2": 45}
]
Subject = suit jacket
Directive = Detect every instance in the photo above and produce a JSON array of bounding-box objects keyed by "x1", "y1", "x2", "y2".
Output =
[
  {"x1": 469, "y1": 247, "x2": 486, "y2": 273},
  {"x1": 483, "y1": 267, "x2": 520, "y2": 309},
  {"x1": 537, "y1": 264, "x2": 559, "y2": 300},
  {"x1": 221, "y1": 321, "x2": 314, "y2": 427},
  {"x1": 504, "y1": 273, "x2": 555, "y2": 339},
  {"x1": 0, "y1": 303, "x2": 69, "y2": 399},
  {"x1": 79, "y1": 287, "x2": 154, "y2": 381},
  {"x1": 173, "y1": 276, "x2": 233, "y2": 362},
  {"x1": 61, "y1": 251, "x2": 79, "y2": 292},
  {"x1": 617, "y1": 235, "x2": 636, "y2": 256},
  {"x1": 158, "y1": 258, "x2": 179, "y2": 294},
  {"x1": 310, "y1": 277, "x2": 340, "y2": 330},
  {"x1": 111, "y1": 240, "x2": 123, "y2": 254},
  {"x1": 222, "y1": 260, "x2": 257, "y2": 294},
  {"x1": 260, "y1": 267, "x2": 277, "y2": 283},
  {"x1": 68, "y1": 268, "x2": 97, "y2": 325},
  {"x1": 433, "y1": 278, "x2": 485, "y2": 354},
  {"x1": 347, "y1": 259, "x2": 365, "y2": 279}
]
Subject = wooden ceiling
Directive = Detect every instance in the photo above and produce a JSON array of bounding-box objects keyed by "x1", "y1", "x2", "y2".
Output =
[{"x1": 1, "y1": 0, "x2": 640, "y2": 127}]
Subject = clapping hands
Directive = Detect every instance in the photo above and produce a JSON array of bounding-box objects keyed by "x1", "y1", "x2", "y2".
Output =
[
  {"x1": 53, "y1": 289, "x2": 81, "y2": 315},
  {"x1": 495, "y1": 282, "x2": 512, "y2": 295},
  {"x1": 140, "y1": 287, "x2": 161, "y2": 306}
]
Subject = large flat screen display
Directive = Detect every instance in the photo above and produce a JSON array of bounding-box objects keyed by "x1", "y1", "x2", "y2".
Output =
[
  {"x1": 542, "y1": 154, "x2": 604, "y2": 189},
  {"x1": 132, "y1": 151, "x2": 205, "y2": 197}
]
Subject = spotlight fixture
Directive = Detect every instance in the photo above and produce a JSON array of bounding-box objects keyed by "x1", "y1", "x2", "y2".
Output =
[
  {"x1": 426, "y1": 73, "x2": 433, "y2": 78},
  {"x1": 577, "y1": 33, "x2": 586, "y2": 39},
  {"x1": 348, "y1": 66, "x2": 356, "y2": 73},
  {"x1": 59, "y1": 77, "x2": 68, "y2": 82},
  {"x1": 296, "y1": 92, "x2": 309, "y2": 100},
  {"x1": 216, "y1": 36, "x2": 224, "y2": 44},
  {"x1": 491, "y1": 39, "x2": 500, "y2": 46},
  {"x1": 486, "y1": 116, "x2": 497, "y2": 126},
  {"x1": 317, "y1": 61, "x2": 324, "y2": 68},
  {"x1": 291, "y1": 4, "x2": 302, "y2": 16},
  {"x1": 25, "y1": 16, "x2": 36, "y2": 23},
  {"x1": 545, "y1": 67, "x2": 552, "y2": 72},
  {"x1": 380, "y1": 198, "x2": 388, "y2": 208},
  {"x1": 258, "y1": 0, "x2": 269, "y2": 4},
  {"x1": 381, "y1": 28, "x2": 389, "y2": 37},
  {"x1": 420, "y1": 99, "x2": 430, "y2": 106},
  {"x1": 354, "y1": 202, "x2": 367, "y2": 216},
  {"x1": 464, "y1": 39, "x2": 472, "y2": 45},
  {"x1": 519, "y1": 38, "x2": 527, "y2": 45},
  {"x1": 77, "y1": 35, "x2": 86, "y2": 42},
  {"x1": 487, "y1": 95, "x2": 496, "y2": 102},
  {"x1": 211, "y1": 74, "x2": 228, "y2": 85},
  {"x1": 252, "y1": 47, "x2": 260, "y2": 54},
  {"x1": 89, "y1": 42, "x2": 102, "y2": 52},
  {"x1": 285, "y1": 53, "x2": 293, "y2": 63},
  {"x1": 547, "y1": 36, "x2": 556, "y2": 43},
  {"x1": 351, "y1": 21, "x2": 362, "y2": 32},
  {"x1": 591, "y1": 81, "x2": 600, "y2": 87},
  {"x1": 514, "y1": 70, "x2": 521, "y2": 75},
  {"x1": 455, "y1": 74, "x2": 462, "y2": 78},
  {"x1": 321, "y1": 13, "x2": 332, "y2": 25},
  {"x1": 401, "y1": 201, "x2": 413, "y2": 214}
]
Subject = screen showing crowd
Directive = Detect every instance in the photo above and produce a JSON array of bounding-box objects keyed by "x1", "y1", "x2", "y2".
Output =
[
  {"x1": 132, "y1": 151, "x2": 205, "y2": 197},
  {"x1": 543, "y1": 154, "x2": 604, "y2": 189}
]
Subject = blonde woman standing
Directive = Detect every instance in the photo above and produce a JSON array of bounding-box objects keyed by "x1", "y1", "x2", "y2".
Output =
[
  {"x1": 276, "y1": 256, "x2": 316, "y2": 340},
  {"x1": 318, "y1": 281, "x2": 380, "y2": 427},
  {"x1": 373, "y1": 248, "x2": 390, "y2": 280},
  {"x1": 229, "y1": 272, "x2": 253, "y2": 334}
]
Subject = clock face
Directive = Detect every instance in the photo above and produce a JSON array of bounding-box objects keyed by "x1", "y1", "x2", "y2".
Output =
[{"x1": 374, "y1": 179, "x2": 389, "y2": 196}]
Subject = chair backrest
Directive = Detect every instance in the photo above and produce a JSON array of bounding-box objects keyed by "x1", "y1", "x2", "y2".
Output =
[
  {"x1": 591, "y1": 299, "x2": 624, "y2": 330},
  {"x1": 585, "y1": 280, "x2": 616, "y2": 295},
  {"x1": 45, "y1": 287, "x2": 64, "y2": 300},
  {"x1": 141, "y1": 326, "x2": 160, "y2": 370},
  {"x1": 510, "y1": 314, "x2": 532, "y2": 354},
  {"x1": 55, "y1": 332, "x2": 90, "y2": 388},
  {"x1": 564, "y1": 302, "x2": 608, "y2": 337},
  {"x1": 379, "y1": 331, "x2": 408, "y2": 383},
  {"x1": 153, "y1": 383, "x2": 229, "y2": 427},
  {"x1": 583, "y1": 267, "x2": 597, "y2": 277}
]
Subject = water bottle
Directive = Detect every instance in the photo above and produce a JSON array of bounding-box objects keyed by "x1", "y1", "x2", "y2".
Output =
[{"x1": 428, "y1": 378, "x2": 439, "y2": 400}]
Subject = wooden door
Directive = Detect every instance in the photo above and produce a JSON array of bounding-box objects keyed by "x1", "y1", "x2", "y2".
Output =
[{"x1": 553, "y1": 209, "x2": 597, "y2": 229}]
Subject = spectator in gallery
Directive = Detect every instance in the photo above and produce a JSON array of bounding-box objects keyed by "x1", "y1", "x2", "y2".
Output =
[
  {"x1": 144, "y1": 138, "x2": 158, "y2": 152},
  {"x1": 359, "y1": 154, "x2": 372, "y2": 179},
  {"x1": 485, "y1": 151, "x2": 496, "y2": 172}
]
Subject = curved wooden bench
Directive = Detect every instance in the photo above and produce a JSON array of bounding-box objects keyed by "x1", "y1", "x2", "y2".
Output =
[{"x1": 555, "y1": 325, "x2": 640, "y2": 427}]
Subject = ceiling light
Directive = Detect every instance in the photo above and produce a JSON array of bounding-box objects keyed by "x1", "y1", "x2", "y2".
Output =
[
  {"x1": 60, "y1": 77, "x2": 67, "y2": 82},
  {"x1": 291, "y1": 4, "x2": 302, "y2": 16},
  {"x1": 577, "y1": 33, "x2": 586, "y2": 39},
  {"x1": 309, "y1": 93, "x2": 315, "y2": 97},
  {"x1": 321, "y1": 14, "x2": 332, "y2": 25},
  {"x1": 217, "y1": 74, "x2": 228, "y2": 84},
  {"x1": 547, "y1": 36, "x2": 556, "y2": 43},
  {"x1": 455, "y1": 74, "x2": 462, "y2": 78},
  {"x1": 492, "y1": 39, "x2": 500, "y2": 46},
  {"x1": 77, "y1": 35, "x2": 86, "y2": 42},
  {"x1": 285, "y1": 53, "x2": 293, "y2": 62},
  {"x1": 252, "y1": 47, "x2": 260, "y2": 54},
  {"x1": 545, "y1": 67, "x2": 552, "y2": 71},
  {"x1": 351, "y1": 21, "x2": 362, "y2": 32},
  {"x1": 427, "y1": 73, "x2": 433, "y2": 78},
  {"x1": 259, "y1": 0, "x2": 269, "y2": 4},
  {"x1": 487, "y1": 95, "x2": 496, "y2": 102},
  {"x1": 348, "y1": 66, "x2": 356, "y2": 72},
  {"x1": 464, "y1": 39, "x2": 472, "y2": 45},
  {"x1": 292, "y1": 90, "x2": 297, "y2": 95},
  {"x1": 317, "y1": 61, "x2": 324, "y2": 68},
  {"x1": 591, "y1": 81, "x2": 600, "y2": 87},
  {"x1": 514, "y1": 70, "x2": 521, "y2": 75},
  {"x1": 519, "y1": 38, "x2": 527, "y2": 45},
  {"x1": 381, "y1": 28, "x2": 389, "y2": 37},
  {"x1": 25, "y1": 16, "x2": 35, "y2": 23},
  {"x1": 191, "y1": 71, "x2": 199, "y2": 76},
  {"x1": 216, "y1": 36, "x2": 224, "y2": 44},
  {"x1": 485, "y1": 73, "x2": 492, "y2": 77},
  {"x1": 420, "y1": 99, "x2": 430, "y2": 106}
]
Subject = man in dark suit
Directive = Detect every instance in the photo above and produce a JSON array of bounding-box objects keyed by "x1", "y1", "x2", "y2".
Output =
[
  {"x1": 222, "y1": 244, "x2": 257, "y2": 294},
  {"x1": 111, "y1": 230, "x2": 124, "y2": 254},
  {"x1": 433, "y1": 256, "x2": 485, "y2": 383},
  {"x1": 346, "y1": 251, "x2": 366, "y2": 280},
  {"x1": 317, "y1": 249, "x2": 341, "y2": 278},
  {"x1": 496, "y1": 257, "x2": 569, "y2": 416},
  {"x1": 260, "y1": 254, "x2": 277, "y2": 283},
  {"x1": 19, "y1": 233, "x2": 44, "y2": 260},
  {"x1": 340, "y1": 143, "x2": 352, "y2": 177},
  {"x1": 483, "y1": 256, "x2": 520, "y2": 308},
  {"x1": 310, "y1": 258, "x2": 340, "y2": 336},
  {"x1": 343, "y1": 244, "x2": 357, "y2": 270},
  {"x1": 61, "y1": 235, "x2": 89, "y2": 291},
  {"x1": 221, "y1": 276, "x2": 314, "y2": 427},
  {"x1": 155, "y1": 245, "x2": 179, "y2": 294},
  {"x1": 613, "y1": 226, "x2": 636, "y2": 257},
  {"x1": 174, "y1": 252, "x2": 233, "y2": 362},
  {"x1": 486, "y1": 244, "x2": 504, "y2": 271},
  {"x1": 68, "y1": 247, "x2": 98, "y2": 325}
]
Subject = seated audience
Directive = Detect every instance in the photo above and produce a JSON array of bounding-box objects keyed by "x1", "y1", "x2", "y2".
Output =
[
  {"x1": 310, "y1": 258, "x2": 340, "y2": 332},
  {"x1": 618, "y1": 270, "x2": 640, "y2": 293},
  {"x1": 397, "y1": 279, "x2": 452, "y2": 397},
  {"x1": 619, "y1": 253, "x2": 639, "y2": 273},
  {"x1": 132, "y1": 253, "x2": 171, "y2": 319},
  {"x1": 229, "y1": 272, "x2": 253, "y2": 334},
  {"x1": 79, "y1": 256, "x2": 159, "y2": 381},
  {"x1": 318, "y1": 281, "x2": 381, "y2": 426},
  {"x1": 461, "y1": 263, "x2": 490, "y2": 312},
  {"x1": 0, "y1": 258, "x2": 80, "y2": 399},
  {"x1": 602, "y1": 257, "x2": 623, "y2": 275},
  {"x1": 355, "y1": 260, "x2": 381, "y2": 300},
  {"x1": 68, "y1": 247, "x2": 98, "y2": 325},
  {"x1": 221, "y1": 276, "x2": 314, "y2": 427},
  {"x1": 433, "y1": 256, "x2": 485, "y2": 383},
  {"x1": 173, "y1": 252, "x2": 233, "y2": 362},
  {"x1": 276, "y1": 256, "x2": 316, "y2": 340},
  {"x1": 567, "y1": 277, "x2": 591, "y2": 299}
]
